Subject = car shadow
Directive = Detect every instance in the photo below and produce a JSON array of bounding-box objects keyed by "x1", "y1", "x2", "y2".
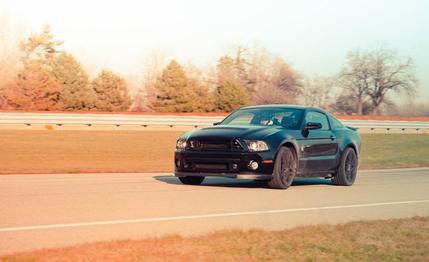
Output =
[{"x1": 154, "y1": 175, "x2": 333, "y2": 189}]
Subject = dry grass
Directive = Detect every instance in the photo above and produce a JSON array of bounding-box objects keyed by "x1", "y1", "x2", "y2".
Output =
[
  {"x1": 0, "y1": 130, "x2": 181, "y2": 174},
  {"x1": 360, "y1": 134, "x2": 429, "y2": 169},
  {"x1": 2, "y1": 216, "x2": 429, "y2": 261},
  {"x1": 0, "y1": 131, "x2": 428, "y2": 174}
]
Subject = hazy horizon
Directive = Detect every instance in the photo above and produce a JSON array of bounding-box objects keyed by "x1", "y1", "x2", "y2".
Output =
[{"x1": 2, "y1": 0, "x2": 428, "y2": 103}]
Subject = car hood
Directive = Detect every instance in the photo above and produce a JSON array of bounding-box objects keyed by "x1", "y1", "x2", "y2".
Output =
[{"x1": 182, "y1": 125, "x2": 282, "y2": 140}]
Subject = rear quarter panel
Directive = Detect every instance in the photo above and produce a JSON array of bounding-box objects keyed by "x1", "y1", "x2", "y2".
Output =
[{"x1": 333, "y1": 128, "x2": 361, "y2": 159}]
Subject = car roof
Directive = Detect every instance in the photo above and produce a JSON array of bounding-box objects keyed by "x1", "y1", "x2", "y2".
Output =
[{"x1": 240, "y1": 104, "x2": 327, "y2": 113}]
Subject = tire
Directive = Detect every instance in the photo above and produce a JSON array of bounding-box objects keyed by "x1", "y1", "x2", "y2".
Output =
[
  {"x1": 332, "y1": 147, "x2": 358, "y2": 186},
  {"x1": 178, "y1": 176, "x2": 205, "y2": 185},
  {"x1": 268, "y1": 147, "x2": 297, "y2": 189}
]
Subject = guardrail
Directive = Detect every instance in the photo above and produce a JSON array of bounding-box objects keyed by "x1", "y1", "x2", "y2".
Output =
[
  {"x1": 0, "y1": 112, "x2": 224, "y2": 127},
  {"x1": 0, "y1": 112, "x2": 428, "y2": 133}
]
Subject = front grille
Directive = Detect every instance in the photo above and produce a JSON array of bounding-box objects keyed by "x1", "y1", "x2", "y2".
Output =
[
  {"x1": 181, "y1": 159, "x2": 240, "y2": 172},
  {"x1": 194, "y1": 163, "x2": 228, "y2": 170},
  {"x1": 188, "y1": 139, "x2": 243, "y2": 151}
]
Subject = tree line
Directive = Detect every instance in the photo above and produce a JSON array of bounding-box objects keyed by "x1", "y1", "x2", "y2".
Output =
[
  {"x1": 0, "y1": 26, "x2": 420, "y2": 115},
  {"x1": 0, "y1": 26, "x2": 131, "y2": 111}
]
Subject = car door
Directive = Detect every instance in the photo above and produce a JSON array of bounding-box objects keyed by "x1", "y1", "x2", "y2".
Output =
[{"x1": 298, "y1": 110, "x2": 339, "y2": 173}]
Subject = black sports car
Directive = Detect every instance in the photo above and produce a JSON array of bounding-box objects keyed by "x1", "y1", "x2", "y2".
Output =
[{"x1": 174, "y1": 105, "x2": 361, "y2": 189}]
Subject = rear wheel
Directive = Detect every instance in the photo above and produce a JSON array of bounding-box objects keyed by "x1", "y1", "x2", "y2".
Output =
[
  {"x1": 332, "y1": 147, "x2": 358, "y2": 186},
  {"x1": 178, "y1": 176, "x2": 205, "y2": 185},
  {"x1": 268, "y1": 147, "x2": 297, "y2": 189}
]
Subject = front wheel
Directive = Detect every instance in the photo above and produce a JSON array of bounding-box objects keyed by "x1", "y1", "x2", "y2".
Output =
[
  {"x1": 332, "y1": 147, "x2": 358, "y2": 186},
  {"x1": 268, "y1": 147, "x2": 297, "y2": 189},
  {"x1": 178, "y1": 176, "x2": 205, "y2": 185}
]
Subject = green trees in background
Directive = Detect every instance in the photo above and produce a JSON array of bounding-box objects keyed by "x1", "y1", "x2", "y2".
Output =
[
  {"x1": 92, "y1": 70, "x2": 131, "y2": 111},
  {"x1": 7, "y1": 25, "x2": 61, "y2": 110},
  {"x1": 187, "y1": 78, "x2": 213, "y2": 112},
  {"x1": 214, "y1": 55, "x2": 249, "y2": 111},
  {"x1": 52, "y1": 52, "x2": 96, "y2": 110},
  {"x1": 1, "y1": 26, "x2": 131, "y2": 112},
  {"x1": 10, "y1": 63, "x2": 60, "y2": 110},
  {"x1": 0, "y1": 25, "x2": 419, "y2": 115},
  {"x1": 149, "y1": 60, "x2": 192, "y2": 112},
  {"x1": 215, "y1": 81, "x2": 249, "y2": 112},
  {"x1": 148, "y1": 60, "x2": 212, "y2": 112}
]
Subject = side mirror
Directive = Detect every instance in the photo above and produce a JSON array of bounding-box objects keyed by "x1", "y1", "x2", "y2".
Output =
[
  {"x1": 305, "y1": 122, "x2": 322, "y2": 130},
  {"x1": 213, "y1": 122, "x2": 221, "y2": 126},
  {"x1": 302, "y1": 122, "x2": 322, "y2": 137}
]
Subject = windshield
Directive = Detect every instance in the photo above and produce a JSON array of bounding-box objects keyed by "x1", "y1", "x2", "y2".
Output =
[{"x1": 221, "y1": 108, "x2": 304, "y2": 129}]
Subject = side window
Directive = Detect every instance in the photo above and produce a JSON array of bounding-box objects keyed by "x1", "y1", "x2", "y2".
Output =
[
  {"x1": 330, "y1": 116, "x2": 344, "y2": 130},
  {"x1": 305, "y1": 111, "x2": 330, "y2": 130}
]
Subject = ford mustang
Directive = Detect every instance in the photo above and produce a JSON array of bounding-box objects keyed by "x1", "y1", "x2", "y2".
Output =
[{"x1": 174, "y1": 105, "x2": 361, "y2": 189}]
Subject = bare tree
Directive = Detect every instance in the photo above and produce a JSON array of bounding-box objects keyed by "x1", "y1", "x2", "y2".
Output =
[
  {"x1": 301, "y1": 76, "x2": 336, "y2": 109},
  {"x1": 365, "y1": 48, "x2": 416, "y2": 115},
  {"x1": 271, "y1": 57, "x2": 302, "y2": 96},
  {"x1": 338, "y1": 47, "x2": 416, "y2": 115},
  {"x1": 387, "y1": 99, "x2": 429, "y2": 116},
  {"x1": 0, "y1": 15, "x2": 22, "y2": 108},
  {"x1": 243, "y1": 47, "x2": 302, "y2": 104},
  {"x1": 338, "y1": 50, "x2": 371, "y2": 114},
  {"x1": 135, "y1": 50, "x2": 169, "y2": 111},
  {"x1": 330, "y1": 94, "x2": 357, "y2": 115},
  {"x1": 252, "y1": 85, "x2": 293, "y2": 105}
]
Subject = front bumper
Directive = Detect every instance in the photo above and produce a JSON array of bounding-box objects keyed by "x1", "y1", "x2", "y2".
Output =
[
  {"x1": 174, "y1": 150, "x2": 274, "y2": 179},
  {"x1": 175, "y1": 171, "x2": 272, "y2": 180}
]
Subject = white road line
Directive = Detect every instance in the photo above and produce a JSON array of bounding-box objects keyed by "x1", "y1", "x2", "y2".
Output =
[{"x1": 1, "y1": 199, "x2": 429, "y2": 233}]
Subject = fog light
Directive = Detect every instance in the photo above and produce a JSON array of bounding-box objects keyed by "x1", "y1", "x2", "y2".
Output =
[
  {"x1": 232, "y1": 163, "x2": 238, "y2": 170},
  {"x1": 248, "y1": 161, "x2": 259, "y2": 171}
]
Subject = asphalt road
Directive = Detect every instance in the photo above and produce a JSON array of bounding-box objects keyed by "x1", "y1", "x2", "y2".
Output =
[{"x1": 1, "y1": 168, "x2": 429, "y2": 255}]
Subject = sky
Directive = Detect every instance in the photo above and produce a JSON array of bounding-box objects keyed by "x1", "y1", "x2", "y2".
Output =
[{"x1": 1, "y1": 0, "x2": 428, "y2": 103}]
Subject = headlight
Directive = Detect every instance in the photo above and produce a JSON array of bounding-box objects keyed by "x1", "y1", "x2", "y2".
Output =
[
  {"x1": 176, "y1": 139, "x2": 187, "y2": 149},
  {"x1": 245, "y1": 140, "x2": 269, "y2": 152}
]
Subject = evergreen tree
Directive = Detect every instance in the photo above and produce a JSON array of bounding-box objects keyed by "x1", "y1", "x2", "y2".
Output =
[
  {"x1": 149, "y1": 60, "x2": 209, "y2": 112},
  {"x1": 215, "y1": 81, "x2": 249, "y2": 112},
  {"x1": 187, "y1": 78, "x2": 214, "y2": 112},
  {"x1": 8, "y1": 25, "x2": 62, "y2": 110},
  {"x1": 233, "y1": 47, "x2": 251, "y2": 89},
  {"x1": 51, "y1": 52, "x2": 95, "y2": 110},
  {"x1": 214, "y1": 56, "x2": 249, "y2": 112},
  {"x1": 92, "y1": 70, "x2": 132, "y2": 111}
]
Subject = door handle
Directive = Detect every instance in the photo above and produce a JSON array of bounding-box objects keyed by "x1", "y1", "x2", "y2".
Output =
[{"x1": 330, "y1": 135, "x2": 336, "y2": 140}]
